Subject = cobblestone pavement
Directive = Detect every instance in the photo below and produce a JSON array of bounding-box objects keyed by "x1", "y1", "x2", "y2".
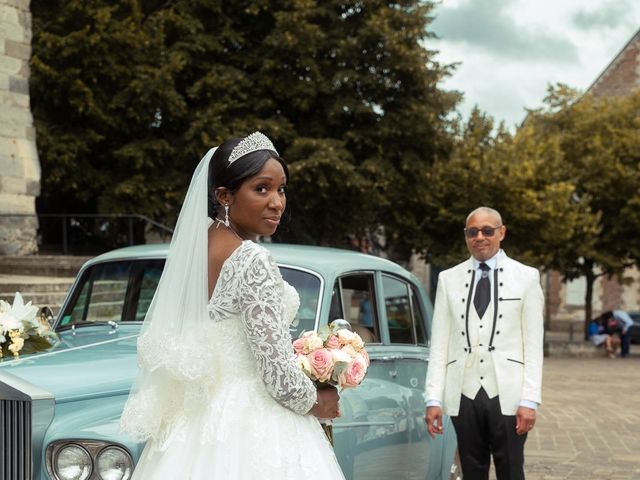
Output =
[{"x1": 489, "y1": 354, "x2": 640, "y2": 479}]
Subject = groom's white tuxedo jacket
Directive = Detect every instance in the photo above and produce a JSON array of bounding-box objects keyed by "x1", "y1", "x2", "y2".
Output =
[{"x1": 425, "y1": 250, "x2": 544, "y2": 416}]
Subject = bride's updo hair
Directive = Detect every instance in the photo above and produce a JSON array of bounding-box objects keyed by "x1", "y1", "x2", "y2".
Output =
[{"x1": 208, "y1": 136, "x2": 289, "y2": 217}]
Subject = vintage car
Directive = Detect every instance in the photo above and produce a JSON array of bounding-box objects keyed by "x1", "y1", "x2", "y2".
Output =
[{"x1": 0, "y1": 243, "x2": 460, "y2": 480}]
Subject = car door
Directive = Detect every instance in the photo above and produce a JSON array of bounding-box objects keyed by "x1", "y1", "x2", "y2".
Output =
[
  {"x1": 328, "y1": 272, "x2": 410, "y2": 480},
  {"x1": 377, "y1": 273, "x2": 457, "y2": 480},
  {"x1": 377, "y1": 273, "x2": 430, "y2": 479}
]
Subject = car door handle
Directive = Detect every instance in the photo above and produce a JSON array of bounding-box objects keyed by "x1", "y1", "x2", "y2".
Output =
[{"x1": 388, "y1": 369, "x2": 398, "y2": 379}]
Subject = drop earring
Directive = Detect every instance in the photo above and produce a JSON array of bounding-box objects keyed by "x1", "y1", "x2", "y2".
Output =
[{"x1": 223, "y1": 204, "x2": 230, "y2": 228}]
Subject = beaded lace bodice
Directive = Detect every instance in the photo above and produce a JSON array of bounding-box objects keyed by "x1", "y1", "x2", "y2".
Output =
[
  {"x1": 121, "y1": 241, "x2": 317, "y2": 446},
  {"x1": 206, "y1": 241, "x2": 315, "y2": 414}
]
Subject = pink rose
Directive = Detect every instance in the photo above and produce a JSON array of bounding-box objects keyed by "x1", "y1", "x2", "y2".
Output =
[
  {"x1": 292, "y1": 338, "x2": 305, "y2": 355},
  {"x1": 307, "y1": 348, "x2": 334, "y2": 382},
  {"x1": 339, "y1": 359, "x2": 367, "y2": 388},
  {"x1": 360, "y1": 349, "x2": 370, "y2": 367},
  {"x1": 326, "y1": 335, "x2": 341, "y2": 350}
]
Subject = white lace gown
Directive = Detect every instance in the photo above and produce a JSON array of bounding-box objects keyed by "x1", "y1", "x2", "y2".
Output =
[{"x1": 129, "y1": 241, "x2": 345, "y2": 479}]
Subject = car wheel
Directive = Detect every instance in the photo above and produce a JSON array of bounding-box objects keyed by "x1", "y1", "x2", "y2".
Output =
[{"x1": 448, "y1": 449, "x2": 463, "y2": 480}]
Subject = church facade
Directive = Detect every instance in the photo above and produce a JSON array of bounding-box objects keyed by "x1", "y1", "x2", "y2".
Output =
[{"x1": 0, "y1": 0, "x2": 39, "y2": 255}]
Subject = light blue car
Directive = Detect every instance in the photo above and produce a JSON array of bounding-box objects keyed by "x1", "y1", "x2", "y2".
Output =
[{"x1": 0, "y1": 243, "x2": 460, "y2": 480}]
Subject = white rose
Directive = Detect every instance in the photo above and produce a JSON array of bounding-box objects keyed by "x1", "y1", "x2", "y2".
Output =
[
  {"x1": 303, "y1": 334, "x2": 324, "y2": 352},
  {"x1": 341, "y1": 344, "x2": 358, "y2": 359},
  {"x1": 350, "y1": 333, "x2": 365, "y2": 350},
  {"x1": 337, "y1": 329, "x2": 356, "y2": 344},
  {"x1": 330, "y1": 348, "x2": 352, "y2": 364},
  {"x1": 297, "y1": 354, "x2": 312, "y2": 375}
]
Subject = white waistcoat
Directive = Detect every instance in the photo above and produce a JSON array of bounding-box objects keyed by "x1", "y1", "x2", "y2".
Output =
[{"x1": 461, "y1": 298, "x2": 498, "y2": 399}]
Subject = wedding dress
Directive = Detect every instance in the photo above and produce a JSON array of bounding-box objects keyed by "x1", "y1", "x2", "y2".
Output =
[{"x1": 127, "y1": 240, "x2": 345, "y2": 479}]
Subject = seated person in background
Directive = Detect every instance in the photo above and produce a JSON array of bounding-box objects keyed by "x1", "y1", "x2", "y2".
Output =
[
  {"x1": 605, "y1": 310, "x2": 633, "y2": 358},
  {"x1": 358, "y1": 297, "x2": 373, "y2": 327},
  {"x1": 588, "y1": 316, "x2": 621, "y2": 359},
  {"x1": 351, "y1": 295, "x2": 377, "y2": 343}
]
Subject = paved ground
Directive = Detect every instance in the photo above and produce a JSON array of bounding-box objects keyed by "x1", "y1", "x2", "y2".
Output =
[{"x1": 489, "y1": 353, "x2": 640, "y2": 479}]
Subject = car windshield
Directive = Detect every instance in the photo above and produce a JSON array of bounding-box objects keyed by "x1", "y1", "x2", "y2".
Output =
[
  {"x1": 57, "y1": 259, "x2": 321, "y2": 335},
  {"x1": 57, "y1": 259, "x2": 164, "y2": 329}
]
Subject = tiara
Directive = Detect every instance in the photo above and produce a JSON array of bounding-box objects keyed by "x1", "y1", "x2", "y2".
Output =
[{"x1": 228, "y1": 131, "x2": 278, "y2": 165}]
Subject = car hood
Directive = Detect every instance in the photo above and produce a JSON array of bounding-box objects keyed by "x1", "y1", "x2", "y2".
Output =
[{"x1": 0, "y1": 325, "x2": 140, "y2": 402}]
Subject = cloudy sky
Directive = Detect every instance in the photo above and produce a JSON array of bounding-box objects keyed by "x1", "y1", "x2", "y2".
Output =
[{"x1": 430, "y1": 0, "x2": 640, "y2": 129}]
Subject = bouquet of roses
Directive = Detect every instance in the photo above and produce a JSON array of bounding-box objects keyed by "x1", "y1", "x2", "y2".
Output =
[
  {"x1": 0, "y1": 292, "x2": 59, "y2": 359},
  {"x1": 293, "y1": 320, "x2": 369, "y2": 445},
  {"x1": 293, "y1": 320, "x2": 370, "y2": 390}
]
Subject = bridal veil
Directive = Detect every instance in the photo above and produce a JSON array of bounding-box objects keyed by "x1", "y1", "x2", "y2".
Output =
[{"x1": 120, "y1": 147, "x2": 218, "y2": 446}]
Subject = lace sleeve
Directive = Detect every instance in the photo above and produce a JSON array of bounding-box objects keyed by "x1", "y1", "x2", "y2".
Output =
[{"x1": 238, "y1": 246, "x2": 317, "y2": 415}]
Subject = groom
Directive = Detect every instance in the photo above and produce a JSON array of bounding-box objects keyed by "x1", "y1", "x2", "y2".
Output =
[{"x1": 424, "y1": 207, "x2": 544, "y2": 480}]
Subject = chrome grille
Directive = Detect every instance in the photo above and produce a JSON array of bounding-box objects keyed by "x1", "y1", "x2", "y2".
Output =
[{"x1": 0, "y1": 398, "x2": 32, "y2": 480}]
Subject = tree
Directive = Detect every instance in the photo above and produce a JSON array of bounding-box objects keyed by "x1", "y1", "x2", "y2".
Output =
[
  {"x1": 31, "y1": 0, "x2": 458, "y2": 251},
  {"x1": 31, "y1": 1, "x2": 192, "y2": 222},
  {"x1": 524, "y1": 85, "x2": 640, "y2": 332},
  {"x1": 422, "y1": 107, "x2": 593, "y2": 270}
]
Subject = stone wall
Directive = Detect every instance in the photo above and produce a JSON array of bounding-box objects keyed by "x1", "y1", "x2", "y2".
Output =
[{"x1": 0, "y1": 0, "x2": 39, "y2": 255}]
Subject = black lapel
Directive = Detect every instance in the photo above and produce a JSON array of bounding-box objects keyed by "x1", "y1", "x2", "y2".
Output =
[
  {"x1": 489, "y1": 267, "x2": 499, "y2": 350},
  {"x1": 464, "y1": 269, "x2": 475, "y2": 351}
]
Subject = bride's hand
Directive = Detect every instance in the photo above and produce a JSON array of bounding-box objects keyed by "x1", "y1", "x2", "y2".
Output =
[{"x1": 310, "y1": 386, "x2": 340, "y2": 419}]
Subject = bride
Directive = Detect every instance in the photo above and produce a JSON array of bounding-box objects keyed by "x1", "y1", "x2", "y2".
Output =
[{"x1": 120, "y1": 132, "x2": 345, "y2": 479}]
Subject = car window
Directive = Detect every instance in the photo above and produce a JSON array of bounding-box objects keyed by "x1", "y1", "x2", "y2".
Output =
[
  {"x1": 58, "y1": 260, "x2": 164, "y2": 328},
  {"x1": 133, "y1": 262, "x2": 164, "y2": 321},
  {"x1": 382, "y1": 275, "x2": 415, "y2": 344},
  {"x1": 330, "y1": 274, "x2": 379, "y2": 344},
  {"x1": 279, "y1": 267, "x2": 322, "y2": 339}
]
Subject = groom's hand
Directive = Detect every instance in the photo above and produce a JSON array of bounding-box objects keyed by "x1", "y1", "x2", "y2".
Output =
[
  {"x1": 310, "y1": 387, "x2": 340, "y2": 419},
  {"x1": 425, "y1": 406, "x2": 444, "y2": 438}
]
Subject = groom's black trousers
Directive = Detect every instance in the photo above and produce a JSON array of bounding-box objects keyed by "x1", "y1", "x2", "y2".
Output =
[{"x1": 451, "y1": 388, "x2": 527, "y2": 480}]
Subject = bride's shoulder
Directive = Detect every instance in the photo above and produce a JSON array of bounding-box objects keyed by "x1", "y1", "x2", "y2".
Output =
[
  {"x1": 210, "y1": 237, "x2": 243, "y2": 267},
  {"x1": 239, "y1": 241, "x2": 274, "y2": 265}
]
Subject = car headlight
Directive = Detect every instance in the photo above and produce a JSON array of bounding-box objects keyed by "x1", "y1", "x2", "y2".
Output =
[
  {"x1": 47, "y1": 440, "x2": 134, "y2": 480},
  {"x1": 54, "y1": 444, "x2": 92, "y2": 480},
  {"x1": 96, "y1": 446, "x2": 133, "y2": 480}
]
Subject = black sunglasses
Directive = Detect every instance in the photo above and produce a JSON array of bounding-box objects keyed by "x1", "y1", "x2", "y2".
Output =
[{"x1": 464, "y1": 225, "x2": 502, "y2": 238}]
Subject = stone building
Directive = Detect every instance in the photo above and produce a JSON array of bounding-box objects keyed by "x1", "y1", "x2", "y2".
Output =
[
  {"x1": 0, "y1": 0, "x2": 39, "y2": 255},
  {"x1": 546, "y1": 28, "x2": 640, "y2": 330}
]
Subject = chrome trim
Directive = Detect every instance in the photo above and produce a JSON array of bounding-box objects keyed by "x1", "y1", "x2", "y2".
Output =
[
  {"x1": 0, "y1": 371, "x2": 55, "y2": 480},
  {"x1": 334, "y1": 420, "x2": 397, "y2": 428},
  {"x1": 1, "y1": 335, "x2": 138, "y2": 367},
  {"x1": 374, "y1": 355, "x2": 401, "y2": 362}
]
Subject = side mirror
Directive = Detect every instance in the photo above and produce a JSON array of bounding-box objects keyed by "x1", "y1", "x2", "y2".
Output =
[{"x1": 39, "y1": 306, "x2": 55, "y2": 328}]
